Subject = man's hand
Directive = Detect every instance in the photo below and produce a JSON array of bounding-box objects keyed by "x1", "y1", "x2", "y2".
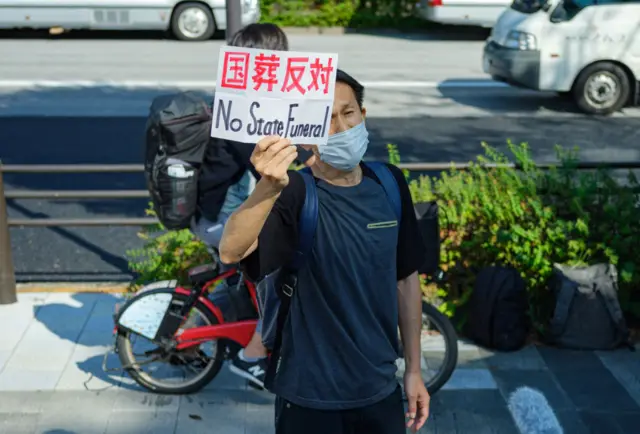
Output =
[
  {"x1": 404, "y1": 371, "x2": 430, "y2": 432},
  {"x1": 251, "y1": 135, "x2": 298, "y2": 191}
]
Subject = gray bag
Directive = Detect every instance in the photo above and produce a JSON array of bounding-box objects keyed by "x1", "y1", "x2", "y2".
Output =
[{"x1": 548, "y1": 263, "x2": 631, "y2": 350}]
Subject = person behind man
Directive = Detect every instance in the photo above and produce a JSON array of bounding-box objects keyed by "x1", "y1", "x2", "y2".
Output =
[
  {"x1": 219, "y1": 69, "x2": 430, "y2": 433},
  {"x1": 191, "y1": 22, "x2": 287, "y2": 385}
]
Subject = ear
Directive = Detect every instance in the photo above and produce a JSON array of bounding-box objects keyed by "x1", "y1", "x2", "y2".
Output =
[{"x1": 361, "y1": 106, "x2": 367, "y2": 120}]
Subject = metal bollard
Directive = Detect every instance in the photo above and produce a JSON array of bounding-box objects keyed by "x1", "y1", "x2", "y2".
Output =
[
  {"x1": 0, "y1": 162, "x2": 17, "y2": 305},
  {"x1": 225, "y1": 0, "x2": 243, "y2": 44}
]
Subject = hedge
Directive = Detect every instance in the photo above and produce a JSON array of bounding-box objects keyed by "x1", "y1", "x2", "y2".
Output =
[
  {"x1": 126, "y1": 141, "x2": 640, "y2": 334},
  {"x1": 258, "y1": 0, "x2": 427, "y2": 29}
]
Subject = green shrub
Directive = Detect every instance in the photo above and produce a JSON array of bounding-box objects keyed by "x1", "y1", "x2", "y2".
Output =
[
  {"x1": 125, "y1": 202, "x2": 210, "y2": 291},
  {"x1": 391, "y1": 141, "x2": 640, "y2": 332},
  {"x1": 259, "y1": 0, "x2": 425, "y2": 29}
]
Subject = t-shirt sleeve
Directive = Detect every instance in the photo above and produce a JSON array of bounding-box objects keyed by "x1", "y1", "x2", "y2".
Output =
[
  {"x1": 240, "y1": 170, "x2": 305, "y2": 282},
  {"x1": 386, "y1": 163, "x2": 427, "y2": 281}
]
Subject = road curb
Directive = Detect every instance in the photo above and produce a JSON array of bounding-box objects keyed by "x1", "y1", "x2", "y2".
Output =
[{"x1": 17, "y1": 282, "x2": 130, "y2": 294}]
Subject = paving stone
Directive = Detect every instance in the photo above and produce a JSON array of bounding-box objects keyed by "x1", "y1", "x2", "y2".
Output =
[
  {"x1": 578, "y1": 410, "x2": 639, "y2": 434},
  {"x1": 539, "y1": 347, "x2": 639, "y2": 413},
  {"x1": 0, "y1": 367, "x2": 62, "y2": 391},
  {"x1": 0, "y1": 412, "x2": 40, "y2": 434},
  {"x1": 553, "y1": 410, "x2": 592, "y2": 434},
  {"x1": 176, "y1": 391, "x2": 247, "y2": 434},
  {"x1": 480, "y1": 345, "x2": 548, "y2": 371},
  {"x1": 0, "y1": 391, "x2": 54, "y2": 413},
  {"x1": 244, "y1": 407, "x2": 274, "y2": 434},
  {"x1": 113, "y1": 388, "x2": 181, "y2": 412},
  {"x1": 493, "y1": 369, "x2": 574, "y2": 411},
  {"x1": 455, "y1": 349, "x2": 488, "y2": 369},
  {"x1": 432, "y1": 389, "x2": 506, "y2": 411},
  {"x1": 36, "y1": 409, "x2": 111, "y2": 434},
  {"x1": 105, "y1": 410, "x2": 177, "y2": 434},
  {"x1": 56, "y1": 346, "x2": 124, "y2": 391},
  {"x1": 202, "y1": 364, "x2": 249, "y2": 391},
  {"x1": 598, "y1": 348, "x2": 640, "y2": 407},
  {"x1": 440, "y1": 368, "x2": 497, "y2": 390}
]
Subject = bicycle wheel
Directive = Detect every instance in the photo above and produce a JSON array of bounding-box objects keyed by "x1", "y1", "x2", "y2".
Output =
[
  {"x1": 116, "y1": 289, "x2": 225, "y2": 394},
  {"x1": 396, "y1": 301, "x2": 458, "y2": 395}
]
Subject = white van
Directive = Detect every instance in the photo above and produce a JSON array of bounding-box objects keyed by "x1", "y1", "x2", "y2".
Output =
[
  {"x1": 482, "y1": 0, "x2": 640, "y2": 115},
  {"x1": 416, "y1": 0, "x2": 511, "y2": 28},
  {"x1": 0, "y1": 0, "x2": 261, "y2": 41}
]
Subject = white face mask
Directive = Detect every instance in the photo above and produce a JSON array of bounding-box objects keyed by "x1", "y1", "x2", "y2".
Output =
[{"x1": 319, "y1": 121, "x2": 369, "y2": 171}]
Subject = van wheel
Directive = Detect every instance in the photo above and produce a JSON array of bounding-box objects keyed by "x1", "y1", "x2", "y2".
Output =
[
  {"x1": 572, "y1": 62, "x2": 631, "y2": 115},
  {"x1": 171, "y1": 2, "x2": 216, "y2": 41}
]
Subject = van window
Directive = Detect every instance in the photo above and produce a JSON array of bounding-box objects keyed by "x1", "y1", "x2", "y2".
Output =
[
  {"x1": 551, "y1": 0, "x2": 637, "y2": 22},
  {"x1": 511, "y1": 0, "x2": 548, "y2": 13}
]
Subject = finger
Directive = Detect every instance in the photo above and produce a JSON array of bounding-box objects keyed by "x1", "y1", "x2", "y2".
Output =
[
  {"x1": 259, "y1": 138, "x2": 291, "y2": 159},
  {"x1": 263, "y1": 146, "x2": 297, "y2": 178},
  {"x1": 416, "y1": 394, "x2": 430, "y2": 430},
  {"x1": 256, "y1": 135, "x2": 281, "y2": 152},
  {"x1": 272, "y1": 147, "x2": 299, "y2": 174},
  {"x1": 405, "y1": 395, "x2": 417, "y2": 428}
]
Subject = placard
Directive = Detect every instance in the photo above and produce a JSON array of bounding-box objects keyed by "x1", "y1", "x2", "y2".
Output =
[{"x1": 211, "y1": 46, "x2": 338, "y2": 146}]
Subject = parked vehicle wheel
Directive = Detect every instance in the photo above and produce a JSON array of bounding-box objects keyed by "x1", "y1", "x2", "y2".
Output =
[
  {"x1": 572, "y1": 62, "x2": 631, "y2": 115},
  {"x1": 171, "y1": 2, "x2": 216, "y2": 41},
  {"x1": 116, "y1": 289, "x2": 225, "y2": 394}
]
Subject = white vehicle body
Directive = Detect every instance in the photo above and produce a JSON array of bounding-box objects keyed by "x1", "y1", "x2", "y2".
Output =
[
  {"x1": 482, "y1": 0, "x2": 640, "y2": 114},
  {"x1": 416, "y1": 0, "x2": 511, "y2": 28},
  {"x1": 0, "y1": 0, "x2": 260, "y2": 39}
]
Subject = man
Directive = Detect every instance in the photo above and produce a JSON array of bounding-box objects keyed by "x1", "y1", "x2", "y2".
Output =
[
  {"x1": 191, "y1": 22, "x2": 287, "y2": 385},
  {"x1": 219, "y1": 69, "x2": 430, "y2": 433}
]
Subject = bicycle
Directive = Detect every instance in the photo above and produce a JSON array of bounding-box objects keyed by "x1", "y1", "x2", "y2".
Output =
[{"x1": 106, "y1": 250, "x2": 458, "y2": 395}]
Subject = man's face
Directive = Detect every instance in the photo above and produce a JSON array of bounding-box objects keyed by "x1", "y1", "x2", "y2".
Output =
[
  {"x1": 329, "y1": 81, "x2": 366, "y2": 135},
  {"x1": 301, "y1": 81, "x2": 366, "y2": 160}
]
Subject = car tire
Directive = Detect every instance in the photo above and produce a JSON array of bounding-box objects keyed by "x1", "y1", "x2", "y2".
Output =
[
  {"x1": 171, "y1": 2, "x2": 216, "y2": 41},
  {"x1": 572, "y1": 62, "x2": 631, "y2": 116}
]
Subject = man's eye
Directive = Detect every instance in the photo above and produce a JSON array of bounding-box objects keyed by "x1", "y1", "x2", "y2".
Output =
[{"x1": 345, "y1": 111, "x2": 354, "y2": 115}]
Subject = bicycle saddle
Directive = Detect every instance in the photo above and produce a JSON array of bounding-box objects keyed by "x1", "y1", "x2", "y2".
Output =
[{"x1": 188, "y1": 263, "x2": 220, "y2": 285}]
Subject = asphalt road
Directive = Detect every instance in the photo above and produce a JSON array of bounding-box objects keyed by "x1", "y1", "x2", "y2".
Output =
[{"x1": 2, "y1": 35, "x2": 640, "y2": 282}]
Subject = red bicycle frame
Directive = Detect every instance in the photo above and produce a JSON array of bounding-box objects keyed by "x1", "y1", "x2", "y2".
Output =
[{"x1": 119, "y1": 265, "x2": 261, "y2": 352}]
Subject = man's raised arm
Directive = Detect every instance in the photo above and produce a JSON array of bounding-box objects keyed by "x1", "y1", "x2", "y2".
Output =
[{"x1": 219, "y1": 136, "x2": 298, "y2": 264}]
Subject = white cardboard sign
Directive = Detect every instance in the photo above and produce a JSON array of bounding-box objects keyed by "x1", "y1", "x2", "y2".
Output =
[{"x1": 210, "y1": 46, "x2": 338, "y2": 146}]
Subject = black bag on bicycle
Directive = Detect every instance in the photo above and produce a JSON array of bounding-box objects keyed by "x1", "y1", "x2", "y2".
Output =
[
  {"x1": 258, "y1": 162, "x2": 403, "y2": 390},
  {"x1": 145, "y1": 91, "x2": 212, "y2": 230}
]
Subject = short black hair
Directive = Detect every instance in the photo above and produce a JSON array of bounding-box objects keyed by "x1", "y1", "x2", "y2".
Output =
[
  {"x1": 336, "y1": 69, "x2": 364, "y2": 109},
  {"x1": 228, "y1": 23, "x2": 289, "y2": 51}
]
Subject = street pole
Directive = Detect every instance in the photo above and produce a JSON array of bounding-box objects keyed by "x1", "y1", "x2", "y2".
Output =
[
  {"x1": 225, "y1": 0, "x2": 243, "y2": 44},
  {"x1": 0, "y1": 162, "x2": 17, "y2": 305}
]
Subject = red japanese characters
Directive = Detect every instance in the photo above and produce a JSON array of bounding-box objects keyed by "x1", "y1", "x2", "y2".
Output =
[{"x1": 221, "y1": 50, "x2": 335, "y2": 96}]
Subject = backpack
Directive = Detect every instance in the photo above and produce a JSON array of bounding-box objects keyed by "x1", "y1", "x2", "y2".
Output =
[
  {"x1": 144, "y1": 91, "x2": 212, "y2": 230},
  {"x1": 464, "y1": 266, "x2": 530, "y2": 351},
  {"x1": 257, "y1": 161, "x2": 402, "y2": 390},
  {"x1": 415, "y1": 201, "x2": 440, "y2": 277},
  {"x1": 547, "y1": 263, "x2": 632, "y2": 350}
]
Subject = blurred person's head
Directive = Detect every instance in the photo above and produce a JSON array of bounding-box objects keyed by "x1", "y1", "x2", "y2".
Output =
[{"x1": 228, "y1": 23, "x2": 289, "y2": 51}]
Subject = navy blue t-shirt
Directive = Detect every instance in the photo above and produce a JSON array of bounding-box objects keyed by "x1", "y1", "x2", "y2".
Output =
[{"x1": 242, "y1": 162, "x2": 426, "y2": 410}]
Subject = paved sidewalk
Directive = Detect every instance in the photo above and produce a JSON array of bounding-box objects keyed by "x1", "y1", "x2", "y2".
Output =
[{"x1": 1, "y1": 292, "x2": 639, "y2": 434}]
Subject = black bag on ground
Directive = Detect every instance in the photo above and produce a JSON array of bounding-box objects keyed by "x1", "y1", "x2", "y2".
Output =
[
  {"x1": 144, "y1": 91, "x2": 212, "y2": 230},
  {"x1": 547, "y1": 263, "x2": 631, "y2": 350},
  {"x1": 415, "y1": 201, "x2": 440, "y2": 277},
  {"x1": 464, "y1": 266, "x2": 530, "y2": 351}
]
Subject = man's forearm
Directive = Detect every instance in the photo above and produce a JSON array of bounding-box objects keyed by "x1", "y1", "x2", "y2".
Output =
[
  {"x1": 398, "y1": 271, "x2": 423, "y2": 374},
  {"x1": 219, "y1": 179, "x2": 281, "y2": 264}
]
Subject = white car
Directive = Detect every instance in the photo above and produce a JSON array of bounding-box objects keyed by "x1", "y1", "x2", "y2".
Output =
[
  {"x1": 416, "y1": 0, "x2": 512, "y2": 28},
  {"x1": 0, "y1": 0, "x2": 261, "y2": 41}
]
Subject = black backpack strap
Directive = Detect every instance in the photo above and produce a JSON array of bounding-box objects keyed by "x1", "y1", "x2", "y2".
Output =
[
  {"x1": 264, "y1": 169, "x2": 318, "y2": 389},
  {"x1": 363, "y1": 162, "x2": 402, "y2": 222},
  {"x1": 549, "y1": 273, "x2": 576, "y2": 338},
  {"x1": 596, "y1": 265, "x2": 633, "y2": 349}
]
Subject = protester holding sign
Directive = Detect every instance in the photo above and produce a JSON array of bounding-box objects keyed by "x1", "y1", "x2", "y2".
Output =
[{"x1": 218, "y1": 65, "x2": 430, "y2": 433}]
